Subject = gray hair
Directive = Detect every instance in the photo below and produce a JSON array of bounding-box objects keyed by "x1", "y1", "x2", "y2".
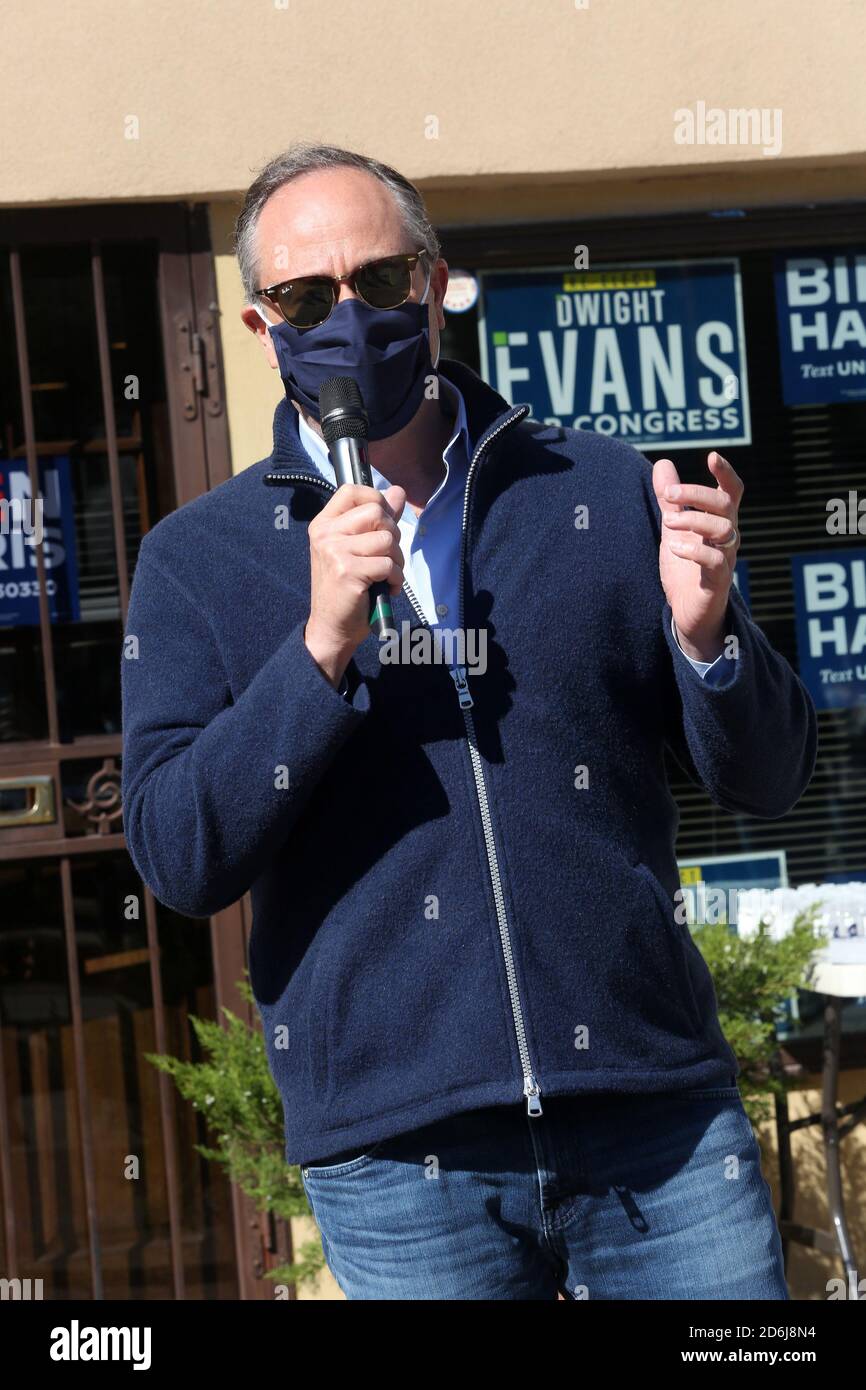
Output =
[{"x1": 234, "y1": 142, "x2": 441, "y2": 305}]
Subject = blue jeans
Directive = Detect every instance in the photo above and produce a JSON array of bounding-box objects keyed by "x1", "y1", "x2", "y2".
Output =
[{"x1": 300, "y1": 1086, "x2": 789, "y2": 1300}]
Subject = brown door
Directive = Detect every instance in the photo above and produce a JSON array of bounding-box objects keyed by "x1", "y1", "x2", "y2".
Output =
[{"x1": 0, "y1": 204, "x2": 269, "y2": 1299}]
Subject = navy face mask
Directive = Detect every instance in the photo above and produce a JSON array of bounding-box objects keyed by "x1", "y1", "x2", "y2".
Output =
[{"x1": 266, "y1": 297, "x2": 436, "y2": 441}]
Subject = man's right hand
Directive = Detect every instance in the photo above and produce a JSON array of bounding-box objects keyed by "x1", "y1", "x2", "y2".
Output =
[{"x1": 304, "y1": 483, "x2": 406, "y2": 688}]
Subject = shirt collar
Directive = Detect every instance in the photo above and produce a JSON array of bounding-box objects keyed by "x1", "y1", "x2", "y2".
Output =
[
  {"x1": 439, "y1": 372, "x2": 470, "y2": 463},
  {"x1": 297, "y1": 371, "x2": 470, "y2": 487}
]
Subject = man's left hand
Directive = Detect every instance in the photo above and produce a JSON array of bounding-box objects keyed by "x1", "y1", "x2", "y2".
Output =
[{"x1": 652, "y1": 451, "x2": 743, "y2": 664}]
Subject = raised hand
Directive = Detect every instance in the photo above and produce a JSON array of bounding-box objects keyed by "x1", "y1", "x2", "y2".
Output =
[{"x1": 652, "y1": 451, "x2": 743, "y2": 664}]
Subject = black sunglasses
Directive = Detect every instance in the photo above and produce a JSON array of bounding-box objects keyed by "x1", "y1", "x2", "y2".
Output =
[{"x1": 257, "y1": 250, "x2": 430, "y2": 329}]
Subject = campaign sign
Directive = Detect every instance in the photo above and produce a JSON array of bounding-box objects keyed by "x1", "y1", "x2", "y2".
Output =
[
  {"x1": 0, "y1": 456, "x2": 80, "y2": 626},
  {"x1": 478, "y1": 259, "x2": 751, "y2": 450},
  {"x1": 791, "y1": 549, "x2": 866, "y2": 709},
  {"x1": 676, "y1": 852, "x2": 787, "y2": 937},
  {"x1": 774, "y1": 250, "x2": 866, "y2": 405},
  {"x1": 678, "y1": 851, "x2": 788, "y2": 897}
]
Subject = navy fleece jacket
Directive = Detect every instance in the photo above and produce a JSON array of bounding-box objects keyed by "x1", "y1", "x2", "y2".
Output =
[{"x1": 121, "y1": 360, "x2": 818, "y2": 1165}]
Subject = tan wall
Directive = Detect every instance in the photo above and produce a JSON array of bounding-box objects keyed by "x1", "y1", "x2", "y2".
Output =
[
  {"x1": 12, "y1": 0, "x2": 866, "y2": 472},
  {"x1": 211, "y1": 202, "x2": 282, "y2": 470},
  {"x1": 4, "y1": 0, "x2": 866, "y2": 209}
]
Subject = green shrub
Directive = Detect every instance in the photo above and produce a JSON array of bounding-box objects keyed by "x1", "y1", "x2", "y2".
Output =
[
  {"x1": 146, "y1": 978, "x2": 323, "y2": 1289},
  {"x1": 691, "y1": 905, "x2": 825, "y2": 1129}
]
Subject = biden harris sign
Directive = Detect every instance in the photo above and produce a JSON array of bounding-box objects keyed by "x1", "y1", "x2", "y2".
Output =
[
  {"x1": 478, "y1": 260, "x2": 750, "y2": 451},
  {"x1": 792, "y1": 550, "x2": 866, "y2": 710},
  {"x1": 774, "y1": 250, "x2": 866, "y2": 406},
  {"x1": 0, "y1": 456, "x2": 80, "y2": 627}
]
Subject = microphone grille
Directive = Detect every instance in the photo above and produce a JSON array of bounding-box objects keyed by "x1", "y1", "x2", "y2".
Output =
[{"x1": 319, "y1": 376, "x2": 368, "y2": 443}]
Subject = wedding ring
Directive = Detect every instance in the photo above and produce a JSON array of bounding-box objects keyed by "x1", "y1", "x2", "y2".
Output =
[{"x1": 715, "y1": 526, "x2": 738, "y2": 549}]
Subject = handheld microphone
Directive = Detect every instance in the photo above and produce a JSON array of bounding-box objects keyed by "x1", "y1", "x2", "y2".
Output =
[{"x1": 319, "y1": 376, "x2": 396, "y2": 640}]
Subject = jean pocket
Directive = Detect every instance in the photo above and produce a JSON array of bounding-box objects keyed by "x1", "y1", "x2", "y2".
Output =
[{"x1": 301, "y1": 1140, "x2": 386, "y2": 1181}]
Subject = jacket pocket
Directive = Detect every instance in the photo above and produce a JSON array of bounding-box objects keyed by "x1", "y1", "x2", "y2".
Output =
[
  {"x1": 631, "y1": 861, "x2": 704, "y2": 1036},
  {"x1": 306, "y1": 946, "x2": 333, "y2": 1096}
]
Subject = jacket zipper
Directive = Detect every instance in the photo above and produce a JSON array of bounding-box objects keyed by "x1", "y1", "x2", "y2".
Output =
[
  {"x1": 264, "y1": 410, "x2": 543, "y2": 1118},
  {"x1": 455, "y1": 408, "x2": 542, "y2": 1117}
]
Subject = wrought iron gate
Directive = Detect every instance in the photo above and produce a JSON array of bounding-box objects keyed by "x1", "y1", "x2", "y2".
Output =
[{"x1": 0, "y1": 203, "x2": 275, "y2": 1299}]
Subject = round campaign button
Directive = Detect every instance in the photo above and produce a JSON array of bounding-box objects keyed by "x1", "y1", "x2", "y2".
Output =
[{"x1": 444, "y1": 271, "x2": 479, "y2": 314}]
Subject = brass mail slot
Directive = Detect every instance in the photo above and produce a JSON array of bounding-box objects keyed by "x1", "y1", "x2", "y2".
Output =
[{"x1": 0, "y1": 775, "x2": 56, "y2": 827}]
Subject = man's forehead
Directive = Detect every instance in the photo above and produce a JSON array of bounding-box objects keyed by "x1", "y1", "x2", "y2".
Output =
[{"x1": 256, "y1": 170, "x2": 407, "y2": 277}]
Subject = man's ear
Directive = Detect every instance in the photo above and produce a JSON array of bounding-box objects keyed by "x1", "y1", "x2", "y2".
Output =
[
  {"x1": 431, "y1": 258, "x2": 449, "y2": 331},
  {"x1": 240, "y1": 304, "x2": 279, "y2": 370}
]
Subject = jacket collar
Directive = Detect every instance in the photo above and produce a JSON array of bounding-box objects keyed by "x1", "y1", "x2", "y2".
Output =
[{"x1": 268, "y1": 358, "x2": 525, "y2": 471}]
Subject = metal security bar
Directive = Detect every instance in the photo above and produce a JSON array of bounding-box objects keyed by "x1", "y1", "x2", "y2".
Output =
[{"x1": 0, "y1": 204, "x2": 260, "y2": 1300}]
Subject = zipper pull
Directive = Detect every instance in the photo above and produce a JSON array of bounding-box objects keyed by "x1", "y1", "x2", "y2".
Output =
[
  {"x1": 524, "y1": 1076, "x2": 543, "y2": 1118},
  {"x1": 449, "y1": 665, "x2": 474, "y2": 710}
]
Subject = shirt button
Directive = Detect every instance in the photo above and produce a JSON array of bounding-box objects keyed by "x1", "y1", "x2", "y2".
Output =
[
  {"x1": 418, "y1": 524, "x2": 427, "y2": 536},
  {"x1": 436, "y1": 603, "x2": 449, "y2": 617}
]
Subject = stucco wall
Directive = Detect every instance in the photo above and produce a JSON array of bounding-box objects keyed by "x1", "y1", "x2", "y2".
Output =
[
  {"x1": 3, "y1": 0, "x2": 866, "y2": 208},
  {"x1": 211, "y1": 201, "x2": 282, "y2": 470}
]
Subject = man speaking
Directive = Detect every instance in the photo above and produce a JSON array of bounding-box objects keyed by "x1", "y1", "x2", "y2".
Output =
[{"x1": 121, "y1": 143, "x2": 817, "y2": 1300}]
